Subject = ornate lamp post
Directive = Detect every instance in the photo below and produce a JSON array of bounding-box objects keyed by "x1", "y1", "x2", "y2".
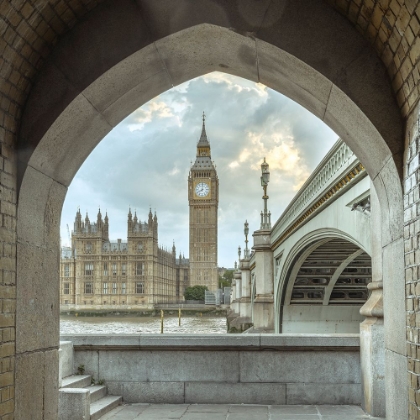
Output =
[
  {"x1": 244, "y1": 220, "x2": 249, "y2": 259},
  {"x1": 238, "y1": 246, "x2": 241, "y2": 262},
  {"x1": 260, "y1": 157, "x2": 271, "y2": 229}
]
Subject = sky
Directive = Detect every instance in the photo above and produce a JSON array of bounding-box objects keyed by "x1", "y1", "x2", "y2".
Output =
[{"x1": 60, "y1": 72, "x2": 338, "y2": 268}]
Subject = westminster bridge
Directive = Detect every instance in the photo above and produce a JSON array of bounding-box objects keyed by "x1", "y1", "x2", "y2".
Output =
[
  {"x1": 230, "y1": 139, "x2": 373, "y2": 334},
  {"x1": 229, "y1": 139, "x2": 386, "y2": 415}
]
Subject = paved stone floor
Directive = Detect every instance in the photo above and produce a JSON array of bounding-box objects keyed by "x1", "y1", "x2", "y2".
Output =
[{"x1": 100, "y1": 404, "x2": 385, "y2": 419}]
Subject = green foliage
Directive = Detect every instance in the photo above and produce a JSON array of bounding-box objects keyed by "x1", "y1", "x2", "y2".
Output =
[
  {"x1": 77, "y1": 364, "x2": 85, "y2": 375},
  {"x1": 91, "y1": 377, "x2": 105, "y2": 385},
  {"x1": 218, "y1": 276, "x2": 230, "y2": 288},
  {"x1": 224, "y1": 270, "x2": 234, "y2": 282},
  {"x1": 219, "y1": 269, "x2": 234, "y2": 288},
  {"x1": 184, "y1": 285, "x2": 208, "y2": 301}
]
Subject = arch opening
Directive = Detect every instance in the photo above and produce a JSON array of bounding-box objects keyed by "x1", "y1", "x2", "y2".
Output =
[
  {"x1": 281, "y1": 237, "x2": 371, "y2": 334},
  {"x1": 15, "y1": 16, "x2": 405, "y2": 419}
]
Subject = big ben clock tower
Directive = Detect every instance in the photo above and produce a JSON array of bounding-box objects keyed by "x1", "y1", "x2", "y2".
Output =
[{"x1": 188, "y1": 113, "x2": 219, "y2": 291}]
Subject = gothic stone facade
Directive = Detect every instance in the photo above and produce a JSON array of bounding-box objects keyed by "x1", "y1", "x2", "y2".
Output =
[
  {"x1": 60, "y1": 208, "x2": 189, "y2": 308},
  {"x1": 188, "y1": 116, "x2": 219, "y2": 291}
]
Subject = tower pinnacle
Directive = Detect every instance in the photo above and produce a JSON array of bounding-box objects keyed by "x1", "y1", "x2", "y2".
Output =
[{"x1": 198, "y1": 111, "x2": 209, "y2": 146}]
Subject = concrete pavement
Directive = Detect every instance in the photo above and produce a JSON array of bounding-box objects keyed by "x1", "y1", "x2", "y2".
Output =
[{"x1": 99, "y1": 403, "x2": 385, "y2": 419}]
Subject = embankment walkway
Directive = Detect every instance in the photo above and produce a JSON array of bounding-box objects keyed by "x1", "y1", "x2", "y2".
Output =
[{"x1": 100, "y1": 403, "x2": 384, "y2": 419}]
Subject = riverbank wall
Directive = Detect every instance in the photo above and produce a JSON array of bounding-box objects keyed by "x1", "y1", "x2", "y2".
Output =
[{"x1": 60, "y1": 306, "x2": 227, "y2": 318}]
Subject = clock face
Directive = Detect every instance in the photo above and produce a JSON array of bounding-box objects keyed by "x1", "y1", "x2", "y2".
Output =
[{"x1": 195, "y1": 182, "x2": 210, "y2": 197}]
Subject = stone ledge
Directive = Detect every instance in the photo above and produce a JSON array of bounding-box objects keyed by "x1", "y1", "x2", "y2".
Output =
[
  {"x1": 60, "y1": 333, "x2": 360, "y2": 351},
  {"x1": 105, "y1": 381, "x2": 361, "y2": 405}
]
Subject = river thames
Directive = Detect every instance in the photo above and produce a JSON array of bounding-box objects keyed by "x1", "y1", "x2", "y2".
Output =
[{"x1": 60, "y1": 315, "x2": 227, "y2": 335}]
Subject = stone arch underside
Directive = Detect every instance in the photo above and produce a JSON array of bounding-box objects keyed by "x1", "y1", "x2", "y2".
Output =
[
  {"x1": 281, "y1": 238, "x2": 372, "y2": 333},
  {"x1": 15, "y1": 2, "x2": 405, "y2": 419}
]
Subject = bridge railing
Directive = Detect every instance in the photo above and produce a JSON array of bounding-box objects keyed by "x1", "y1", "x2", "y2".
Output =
[{"x1": 271, "y1": 139, "x2": 365, "y2": 246}]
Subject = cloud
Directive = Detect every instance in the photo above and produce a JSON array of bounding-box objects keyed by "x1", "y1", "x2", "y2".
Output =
[
  {"x1": 61, "y1": 72, "x2": 338, "y2": 267},
  {"x1": 127, "y1": 100, "x2": 175, "y2": 131}
]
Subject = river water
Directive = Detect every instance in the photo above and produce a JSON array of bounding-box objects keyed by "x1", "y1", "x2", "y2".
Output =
[{"x1": 60, "y1": 315, "x2": 227, "y2": 335}]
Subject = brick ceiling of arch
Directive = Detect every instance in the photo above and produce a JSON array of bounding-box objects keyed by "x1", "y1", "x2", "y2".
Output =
[
  {"x1": 325, "y1": 0, "x2": 420, "y2": 118},
  {"x1": 0, "y1": 0, "x2": 418, "y2": 150}
]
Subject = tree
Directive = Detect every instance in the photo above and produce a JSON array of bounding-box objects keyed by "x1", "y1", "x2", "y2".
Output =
[
  {"x1": 184, "y1": 285, "x2": 208, "y2": 301},
  {"x1": 219, "y1": 269, "x2": 234, "y2": 288}
]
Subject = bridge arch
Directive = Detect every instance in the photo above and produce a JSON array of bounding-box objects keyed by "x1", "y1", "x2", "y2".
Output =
[
  {"x1": 14, "y1": 2, "x2": 405, "y2": 418},
  {"x1": 276, "y1": 230, "x2": 371, "y2": 333}
]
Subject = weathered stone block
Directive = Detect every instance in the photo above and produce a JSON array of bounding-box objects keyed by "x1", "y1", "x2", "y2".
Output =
[
  {"x1": 385, "y1": 349, "x2": 409, "y2": 420},
  {"x1": 22, "y1": 94, "x2": 112, "y2": 187},
  {"x1": 59, "y1": 341, "x2": 74, "y2": 380},
  {"x1": 360, "y1": 318, "x2": 386, "y2": 417},
  {"x1": 15, "y1": 350, "x2": 58, "y2": 420},
  {"x1": 17, "y1": 166, "x2": 66, "y2": 248},
  {"x1": 58, "y1": 388, "x2": 90, "y2": 420},
  {"x1": 82, "y1": 43, "x2": 166, "y2": 114},
  {"x1": 98, "y1": 350, "x2": 240, "y2": 383},
  {"x1": 240, "y1": 350, "x2": 360, "y2": 384},
  {"x1": 16, "y1": 242, "x2": 59, "y2": 354},
  {"x1": 155, "y1": 24, "x2": 258, "y2": 88},
  {"x1": 324, "y1": 85, "x2": 391, "y2": 181},
  {"x1": 383, "y1": 237, "x2": 406, "y2": 357},
  {"x1": 286, "y1": 383, "x2": 361, "y2": 405},
  {"x1": 101, "y1": 70, "x2": 172, "y2": 127},
  {"x1": 258, "y1": 39, "x2": 332, "y2": 120},
  {"x1": 185, "y1": 382, "x2": 286, "y2": 405},
  {"x1": 106, "y1": 381, "x2": 184, "y2": 404},
  {"x1": 73, "y1": 349, "x2": 98, "y2": 381}
]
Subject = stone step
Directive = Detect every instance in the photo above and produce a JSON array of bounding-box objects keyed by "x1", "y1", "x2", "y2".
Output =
[
  {"x1": 61, "y1": 374, "x2": 92, "y2": 389},
  {"x1": 90, "y1": 395, "x2": 122, "y2": 420},
  {"x1": 88, "y1": 385, "x2": 107, "y2": 403}
]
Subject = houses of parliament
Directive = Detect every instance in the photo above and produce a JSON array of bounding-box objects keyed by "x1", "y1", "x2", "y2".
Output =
[{"x1": 60, "y1": 115, "x2": 219, "y2": 307}]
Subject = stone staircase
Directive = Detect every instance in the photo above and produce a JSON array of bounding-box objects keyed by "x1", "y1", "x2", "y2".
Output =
[{"x1": 59, "y1": 341, "x2": 122, "y2": 420}]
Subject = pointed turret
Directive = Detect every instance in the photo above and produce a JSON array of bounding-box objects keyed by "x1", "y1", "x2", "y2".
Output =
[
  {"x1": 148, "y1": 208, "x2": 153, "y2": 226},
  {"x1": 97, "y1": 207, "x2": 103, "y2": 228},
  {"x1": 127, "y1": 207, "x2": 133, "y2": 233},
  {"x1": 153, "y1": 211, "x2": 158, "y2": 235},
  {"x1": 198, "y1": 111, "x2": 210, "y2": 146},
  {"x1": 196, "y1": 111, "x2": 211, "y2": 158},
  {"x1": 74, "y1": 208, "x2": 82, "y2": 233},
  {"x1": 85, "y1": 212, "x2": 90, "y2": 232}
]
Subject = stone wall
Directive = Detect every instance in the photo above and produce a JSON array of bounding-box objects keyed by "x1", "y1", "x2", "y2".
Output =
[
  {"x1": 61, "y1": 334, "x2": 361, "y2": 406},
  {"x1": 404, "y1": 103, "x2": 420, "y2": 419},
  {"x1": 0, "y1": 67, "x2": 17, "y2": 420},
  {"x1": 326, "y1": 0, "x2": 420, "y2": 119}
]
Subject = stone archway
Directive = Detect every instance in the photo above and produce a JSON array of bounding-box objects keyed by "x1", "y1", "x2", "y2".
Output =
[{"x1": 15, "y1": 4, "x2": 404, "y2": 419}]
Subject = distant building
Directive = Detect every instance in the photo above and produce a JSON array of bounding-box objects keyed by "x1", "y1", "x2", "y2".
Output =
[
  {"x1": 60, "y1": 208, "x2": 189, "y2": 308},
  {"x1": 188, "y1": 114, "x2": 219, "y2": 291}
]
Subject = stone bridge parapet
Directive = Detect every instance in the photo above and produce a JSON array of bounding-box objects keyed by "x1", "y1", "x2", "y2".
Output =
[{"x1": 271, "y1": 139, "x2": 366, "y2": 248}]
